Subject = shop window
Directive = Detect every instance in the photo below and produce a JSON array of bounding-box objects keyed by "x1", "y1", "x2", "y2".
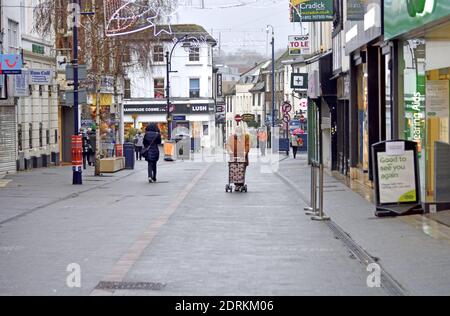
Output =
[
  {"x1": 48, "y1": 85, "x2": 52, "y2": 97},
  {"x1": 46, "y1": 129, "x2": 50, "y2": 145},
  {"x1": 55, "y1": 129, "x2": 58, "y2": 145},
  {"x1": 154, "y1": 79, "x2": 165, "y2": 99},
  {"x1": 124, "y1": 78, "x2": 131, "y2": 99},
  {"x1": 29, "y1": 123, "x2": 33, "y2": 149},
  {"x1": 189, "y1": 47, "x2": 200, "y2": 62},
  {"x1": 39, "y1": 85, "x2": 43, "y2": 97},
  {"x1": 39, "y1": 123, "x2": 43, "y2": 147},
  {"x1": 190, "y1": 78, "x2": 200, "y2": 98},
  {"x1": 18, "y1": 124, "x2": 23, "y2": 151},
  {"x1": 153, "y1": 45, "x2": 164, "y2": 63}
]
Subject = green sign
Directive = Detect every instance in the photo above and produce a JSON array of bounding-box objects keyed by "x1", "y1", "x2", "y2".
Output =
[
  {"x1": 385, "y1": 0, "x2": 450, "y2": 40},
  {"x1": 291, "y1": 0, "x2": 334, "y2": 22},
  {"x1": 32, "y1": 44, "x2": 45, "y2": 55}
]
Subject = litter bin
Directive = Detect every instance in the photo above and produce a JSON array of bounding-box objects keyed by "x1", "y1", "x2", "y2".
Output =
[{"x1": 123, "y1": 142, "x2": 135, "y2": 170}]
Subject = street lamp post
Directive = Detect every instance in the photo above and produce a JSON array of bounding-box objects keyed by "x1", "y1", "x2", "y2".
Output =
[
  {"x1": 166, "y1": 35, "x2": 188, "y2": 140},
  {"x1": 266, "y1": 25, "x2": 275, "y2": 130},
  {"x1": 72, "y1": 0, "x2": 82, "y2": 185}
]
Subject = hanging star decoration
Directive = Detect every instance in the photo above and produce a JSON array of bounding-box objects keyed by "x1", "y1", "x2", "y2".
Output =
[{"x1": 104, "y1": 0, "x2": 174, "y2": 37}]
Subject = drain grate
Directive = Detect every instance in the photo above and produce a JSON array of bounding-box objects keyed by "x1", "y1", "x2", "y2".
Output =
[
  {"x1": 326, "y1": 221, "x2": 408, "y2": 297},
  {"x1": 95, "y1": 281, "x2": 166, "y2": 291}
]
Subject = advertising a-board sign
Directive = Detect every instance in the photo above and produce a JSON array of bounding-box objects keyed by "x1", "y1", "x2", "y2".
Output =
[{"x1": 372, "y1": 140, "x2": 423, "y2": 217}]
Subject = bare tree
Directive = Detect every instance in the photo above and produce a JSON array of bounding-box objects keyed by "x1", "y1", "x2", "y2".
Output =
[{"x1": 33, "y1": 0, "x2": 179, "y2": 175}]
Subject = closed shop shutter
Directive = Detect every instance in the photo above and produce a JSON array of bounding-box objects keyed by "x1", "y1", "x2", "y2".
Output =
[{"x1": 0, "y1": 106, "x2": 17, "y2": 177}]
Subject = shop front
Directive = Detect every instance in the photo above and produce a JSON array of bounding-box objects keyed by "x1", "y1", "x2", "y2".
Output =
[
  {"x1": 385, "y1": 0, "x2": 450, "y2": 210},
  {"x1": 345, "y1": 0, "x2": 384, "y2": 186},
  {"x1": 124, "y1": 101, "x2": 216, "y2": 149}
]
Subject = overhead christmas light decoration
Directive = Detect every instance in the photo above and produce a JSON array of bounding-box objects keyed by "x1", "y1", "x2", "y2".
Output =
[{"x1": 104, "y1": 0, "x2": 173, "y2": 37}]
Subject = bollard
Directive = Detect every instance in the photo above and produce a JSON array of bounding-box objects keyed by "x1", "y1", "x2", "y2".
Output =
[
  {"x1": 72, "y1": 135, "x2": 83, "y2": 185},
  {"x1": 312, "y1": 164, "x2": 330, "y2": 221}
]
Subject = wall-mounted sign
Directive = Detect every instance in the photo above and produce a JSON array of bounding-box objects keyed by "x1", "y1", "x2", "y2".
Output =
[
  {"x1": 32, "y1": 44, "x2": 45, "y2": 55},
  {"x1": 66, "y1": 64, "x2": 87, "y2": 81},
  {"x1": 290, "y1": 0, "x2": 334, "y2": 22},
  {"x1": 0, "y1": 54, "x2": 23, "y2": 74},
  {"x1": 385, "y1": 0, "x2": 450, "y2": 40},
  {"x1": 124, "y1": 103, "x2": 214, "y2": 115},
  {"x1": 291, "y1": 73, "x2": 308, "y2": 90},
  {"x1": 29, "y1": 69, "x2": 54, "y2": 85},
  {"x1": 288, "y1": 35, "x2": 310, "y2": 56}
]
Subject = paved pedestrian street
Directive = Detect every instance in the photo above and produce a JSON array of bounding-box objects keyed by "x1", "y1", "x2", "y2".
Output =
[{"x1": 1, "y1": 153, "x2": 450, "y2": 296}]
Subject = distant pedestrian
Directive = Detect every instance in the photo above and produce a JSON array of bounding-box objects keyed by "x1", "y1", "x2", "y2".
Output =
[
  {"x1": 134, "y1": 132, "x2": 144, "y2": 160},
  {"x1": 81, "y1": 129, "x2": 90, "y2": 170},
  {"x1": 226, "y1": 126, "x2": 250, "y2": 192},
  {"x1": 257, "y1": 128, "x2": 268, "y2": 156},
  {"x1": 291, "y1": 133, "x2": 299, "y2": 159},
  {"x1": 88, "y1": 129, "x2": 96, "y2": 166},
  {"x1": 142, "y1": 123, "x2": 162, "y2": 183}
]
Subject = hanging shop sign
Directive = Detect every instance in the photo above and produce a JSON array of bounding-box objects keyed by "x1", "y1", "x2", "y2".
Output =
[
  {"x1": 372, "y1": 140, "x2": 423, "y2": 217},
  {"x1": 385, "y1": 0, "x2": 450, "y2": 40},
  {"x1": 29, "y1": 69, "x2": 54, "y2": 85},
  {"x1": 426, "y1": 80, "x2": 449, "y2": 118},
  {"x1": 288, "y1": 35, "x2": 310, "y2": 56},
  {"x1": 290, "y1": 0, "x2": 334, "y2": 22},
  {"x1": 0, "y1": 54, "x2": 23, "y2": 74},
  {"x1": 291, "y1": 73, "x2": 309, "y2": 90},
  {"x1": 217, "y1": 73, "x2": 223, "y2": 97},
  {"x1": 242, "y1": 113, "x2": 256, "y2": 123}
]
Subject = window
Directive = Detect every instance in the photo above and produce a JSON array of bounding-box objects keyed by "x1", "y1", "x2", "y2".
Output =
[
  {"x1": 189, "y1": 47, "x2": 200, "y2": 62},
  {"x1": 39, "y1": 123, "x2": 43, "y2": 148},
  {"x1": 39, "y1": 85, "x2": 43, "y2": 97},
  {"x1": 189, "y1": 78, "x2": 200, "y2": 98},
  {"x1": 29, "y1": 123, "x2": 33, "y2": 149},
  {"x1": 154, "y1": 79, "x2": 165, "y2": 98},
  {"x1": 124, "y1": 78, "x2": 131, "y2": 99},
  {"x1": 153, "y1": 45, "x2": 164, "y2": 63},
  {"x1": 18, "y1": 124, "x2": 23, "y2": 151},
  {"x1": 8, "y1": 19, "x2": 19, "y2": 54},
  {"x1": 258, "y1": 93, "x2": 262, "y2": 106}
]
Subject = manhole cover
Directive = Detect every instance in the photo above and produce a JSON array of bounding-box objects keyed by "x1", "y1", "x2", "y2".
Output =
[{"x1": 95, "y1": 281, "x2": 166, "y2": 291}]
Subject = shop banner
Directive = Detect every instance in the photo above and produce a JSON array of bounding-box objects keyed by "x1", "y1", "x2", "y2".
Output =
[
  {"x1": 426, "y1": 80, "x2": 449, "y2": 118},
  {"x1": 29, "y1": 69, "x2": 54, "y2": 85},
  {"x1": 385, "y1": 0, "x2": 450, "y2": 40},
  {"x1": 288, "y1": 35, "x2": 310, "y2": 56},
  {"x1": 124, "y1": 103, "x2": 214, "y2": 115},
  {"x1": 13, "y1": 71, "x2": 30, "y2": 97},
  {"x1": 290, "y1": 0, "x2": 334, "y2": 22}
]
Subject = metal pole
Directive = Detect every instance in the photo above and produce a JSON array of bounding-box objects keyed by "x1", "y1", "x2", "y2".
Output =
[
  {"x1": 271, "y1": 29, "x2": 275, "y2": 130},
  {"x1": 72, "y1": 0, "x2": 82, "y2": 185},
  {"x1": 166, "y1": 51, "x2": 171, "y2": 140}
]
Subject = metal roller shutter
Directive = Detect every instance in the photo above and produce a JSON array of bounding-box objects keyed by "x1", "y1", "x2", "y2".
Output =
[{"x1": 0, "y1": 106, "x2": 17, "y2": 177}]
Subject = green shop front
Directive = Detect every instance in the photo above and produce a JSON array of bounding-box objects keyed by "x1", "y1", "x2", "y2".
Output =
[{"x1": 385, "y1": 0, "x2": 450, "y2": 210}]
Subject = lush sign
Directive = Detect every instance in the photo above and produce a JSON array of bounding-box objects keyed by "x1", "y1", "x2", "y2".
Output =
[
  {"x1": 290, "y1": 0, "x2": 334, "y2": 22},
  {"x1": 385, "y1": 0, "x2": 450, "y2": 40}
]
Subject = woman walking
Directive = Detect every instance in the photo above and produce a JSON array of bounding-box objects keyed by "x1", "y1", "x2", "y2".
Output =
[{"x1": 143, "y1": 123, "x2": 162, "y2": 183}]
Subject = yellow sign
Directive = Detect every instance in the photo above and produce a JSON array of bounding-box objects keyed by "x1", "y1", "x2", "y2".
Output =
[{"x1": 91, "y1": 94, "x2": 113, "y2": 106}]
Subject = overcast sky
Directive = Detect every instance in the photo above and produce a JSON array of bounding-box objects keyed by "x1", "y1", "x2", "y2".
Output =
[{"x1": 174, "y1": 0, "x2": 307, "y2": 56}]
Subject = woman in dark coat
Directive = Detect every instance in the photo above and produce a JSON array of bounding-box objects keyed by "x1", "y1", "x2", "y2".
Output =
[{"x1": 143, "y1": 123, "x2": 162, "y2": 183}]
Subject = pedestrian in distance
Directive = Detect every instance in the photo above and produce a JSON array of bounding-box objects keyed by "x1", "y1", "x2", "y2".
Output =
[
  {"x1": 291, "y1": 133, "x2": 299, "y2": 159},
  {"x1": 142, "y1": 123, "x2": 162, "y2": 183},
  {"x1": 257, "y1": 128, "x2": 268, "y2": 157},
  {"x1": 88, "y1": 129, "x2": 96, "y2": 166},
  {"x1": 134, "y1": 132, "x2": 144, "y2": 161}
]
